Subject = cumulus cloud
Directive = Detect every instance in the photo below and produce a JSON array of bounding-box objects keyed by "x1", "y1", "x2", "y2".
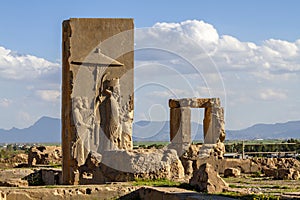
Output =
[
  {"x1": 0, "y1": 19, "x2": 299, "y2": 130},
  {"x1": 136, "y1": 20, "x2": 300, "y2": 77},
  {"x1": 148, "y1": 88, "x2": 191, "y2": 98},
  {"x1": 134, "y1": 20, "x2": 300, "y2": 128},
  {"x1": 0, "y1": 46, "x2": 60, "y2": 80},
  {"x1": 35, "y1": 90, "x2": 61, "y2": 102},
  {"x1": 259, "y1": 89, "x2": 287, "y2": 101},
  {"x1": 0, "y1": 46, "x2": 62, "y2": 129}
]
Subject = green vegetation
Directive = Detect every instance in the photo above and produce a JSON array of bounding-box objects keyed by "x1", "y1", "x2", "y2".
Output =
[
  {"x1": 48, "y1": 163, "x2": 62, "y2": 168},
  {"x1": 133, "y1": 178, "x2": 180, "y2": 187},
  {"x1": 221, "y1": 192, "x2": 280, "y2": 200},
  {"x1": 133, "y1": 139, "x2": 300, "y2": 159},
  {"x1": 0, "y1": 148, "x2": 24, "y2": 159},
  {"x1": 225, "y1": 139, "x2": 300, "y2": 156},
  {"x1": 133, "y1": 141, "x2": 169, "y2": 149},
  {"x1": 260, "y1": 185, "x2": 289, "y2": 189}
]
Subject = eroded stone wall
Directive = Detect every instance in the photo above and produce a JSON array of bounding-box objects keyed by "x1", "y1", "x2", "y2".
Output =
[{"x1": 62, "y1": 18, "x2": 134, "y2": 184}]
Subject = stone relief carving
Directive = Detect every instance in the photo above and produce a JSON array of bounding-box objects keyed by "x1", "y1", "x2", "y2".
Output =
[
  {"x1": 94, "y1": 73, "x2": 122, "y2": 151},
  {"x1": 72, "y1": 96, "x2": 94, "y2": 166}
]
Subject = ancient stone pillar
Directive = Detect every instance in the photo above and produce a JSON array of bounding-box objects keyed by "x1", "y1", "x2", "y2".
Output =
[
  {"x1": 169, "y1": 98, "x2": 226, "y2": 158},
  {"x1": 62, "y1": 18, "x2": 134, "y2": 184},
  {"x1": 170, "y1": 107, "x2": 191, "y2": 155}
]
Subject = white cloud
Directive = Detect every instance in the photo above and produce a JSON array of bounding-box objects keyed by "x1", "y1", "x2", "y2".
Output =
[
  {"x1": 0, "y1": 46, "x2": 61, "y2": 128},
  {"x1": 263, "y1": 39, "x2": 298, "y2": 57},
  {"x1": 0, "y1": 46, "x2": 60, "y2": 80},
  {"x1": 148, "y1": 88, "x2": 192, "y2": 98},
  {"x1": 0, "y1": 19, "x2": 299, "y2": 130},
  {"x1": 136, "y1": 20, "x2": 300, "y2": 77},
  {"x1": 35, "y1": 90, "x2": 61, "y2": 102},
  {"x1": 259, "y1": 89, "x2": 287, "y2": 101},
  {"x1": 0, "y1": 98, "x2": 12, "y2": 107},
  {"x1": 135, "y1": 20, "x2": 300, "y2": 129}
]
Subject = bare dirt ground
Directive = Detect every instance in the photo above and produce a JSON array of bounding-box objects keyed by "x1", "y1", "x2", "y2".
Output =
[
  {"x1": 0, "y1": 168, "x2": 299, "y2": 199},
  {"x1": 224, "y1": 175, "x2": 300, "y2": 199},
  {"x1": 0, "y1": 149, "x2": 299, "y2": 199}
]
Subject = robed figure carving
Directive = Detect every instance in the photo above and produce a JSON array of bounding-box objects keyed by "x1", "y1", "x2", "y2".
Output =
[{"x1": 94, "y1": 73, "x2": 121, "y2": 152}]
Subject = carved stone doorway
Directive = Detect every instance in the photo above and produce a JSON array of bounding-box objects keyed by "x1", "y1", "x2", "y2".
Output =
[{"x1": 169, "y1": 98, "x2": 225, "y2": 157}]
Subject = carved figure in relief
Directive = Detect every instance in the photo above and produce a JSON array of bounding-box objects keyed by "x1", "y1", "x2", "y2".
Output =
[
  {"x1": 72, "y1": 96, "x2": 93, "y2": 165},
  {"x1": 94, "y1": 73, "x2": 121, "y2": 151}
]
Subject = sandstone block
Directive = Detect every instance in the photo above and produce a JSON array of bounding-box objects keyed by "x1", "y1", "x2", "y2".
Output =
[
  {"x1": 189, "y1": 163, "x2": 228, "y2": 193},
  {"x1": 62, "y1": 18, "x2": 134, "y2": 184},
  {"x1": 28, "y1": 146, "x2": 61, "y2": 167},
  {"x1": 79, "y1": 149, "x2": 184, "y2": 184},
  {"x1": 224, "y1": 168, "x2": 241, "y2": 178}
]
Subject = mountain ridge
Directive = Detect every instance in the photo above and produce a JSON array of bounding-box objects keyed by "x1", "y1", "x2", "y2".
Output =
[{"x1": 0, "y1": 117, "x2": 299, "y2": 143}]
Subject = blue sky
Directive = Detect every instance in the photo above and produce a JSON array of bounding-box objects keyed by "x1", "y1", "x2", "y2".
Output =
[
  {"x1": 0, "y1": 1, "x2": 300, "y2": 130},
  {"x1": 1, "y1": 1, "x2": 300, "y2": 61}
]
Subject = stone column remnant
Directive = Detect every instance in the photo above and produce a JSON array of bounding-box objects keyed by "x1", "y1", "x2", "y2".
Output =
[
  {"x1": 62, "y1": 18, "x2": 134, "y2": 184},
  {"x1": 169, "y1": 98, "x2": 225, "y2": 158},
  {"x1": 170, "y1": 107, "x2": 191, "y2": 156}
]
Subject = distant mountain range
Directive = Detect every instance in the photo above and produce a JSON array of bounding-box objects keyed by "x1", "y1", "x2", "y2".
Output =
[
  {"x1": 0, "y1": 116, "x2": 61, "y2": 143},
  {"x1": 133, "y1": 120, "x2": 300, "y2": 141},
  {"x1": 226, "y1": 121, "x2": 300, "y2": 140},
  {"x1": 0, "y1": 117, "x2": 299, "y2": 143}
]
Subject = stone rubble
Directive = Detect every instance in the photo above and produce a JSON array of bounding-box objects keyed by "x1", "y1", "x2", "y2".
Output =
[
  {"x1": 189, "y1": 163, "x2": 228, "y2": 193},
  {"x1": 79, "y1": 149, "x2": 185, "y2": 184},
  {"x1": 224, "y1": 168, "x2": 241, "y2": 178},
  {"x1": 28, "y1": 146, "x2": 61, "y2": 167}
]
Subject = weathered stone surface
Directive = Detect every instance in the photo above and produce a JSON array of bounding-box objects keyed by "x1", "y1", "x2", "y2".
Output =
[
  {"x1": 6, "y1": 192, "x2": 32, "y2": 200},
  {"x1": 0, "y1": 184, "x2": 140, "y2": 200},
  {"x1": 190, "y1": 163, "x2": 228, "y2": 193},
  {"x1": 181, "y1": 159, "x2": 194, "y2": 176},
  {"x1": 170, "y1": 107, "x2": 191, "y2": 156},
  {"x1": 0, "y1": 184, "x2": 237, "y2": 200},
  {"x1": 0, "y1": 169, "x2": 34, "y2": 185},
  {"x1": 264, "y1": 168, "x2": 278, "y2": 178},
  {"x1": 224, "y1": 168, "x2": 241, "y2": 178},
  {"x1": 169, "y1": 98, "x2": 225, "y2": 159},
  {"x1": 253, "y1": 158, "x2": 300, "y2": 170},
  {"x1": 186, "y1": 144, "x2": 202, "y2": 158},
  {"x1": 1, "y1": 153, "x2": 28, "y2": 165},
  {"x1": 264, "y1": 168, "x2": 299, "y2": 180},
  {"x1": 0, "y1": 179, "x2": 28, "y2": 187},
  {"x1": 62, "y1": 18, "x2": 134, "y2": 184},
  {"x1": 79, "y1": 149, "x2": 184, "y2": 184},
  {"x1": 137, "y1": 186, "x2": 235, "y2": 200},
  {"x1": 194, "y1": 157, "x2": 260, "y2": 174},
  {"x1": 169, "y1": 98, "x2": 220, "y2": 108},
  {"x1": 292, "y1": 170, "x2": 300, "y2": 180},
  {"x1": 170, "y1": 107, "x2": 191, "y2": 143},
  {"x1": 41, "y1": 169, "x2": 63, "y2": 185},
  {"x1": 28, "y1": 146, "x2": 61, "y2": 166},
  {"x1": 213, "y1": 141, "x2": 225, "y2": 159}
]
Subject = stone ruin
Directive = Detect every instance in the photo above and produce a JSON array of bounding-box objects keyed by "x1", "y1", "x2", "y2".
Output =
[
  {"x1": 169, "y1": 98, "x2": 226, "y2": 159},
  {"x1": 62, "y1": 18, "x2": 134, "y2": 184},
  {"x1": 62, "y1": 18, "x2": 226, "y2": 186}
]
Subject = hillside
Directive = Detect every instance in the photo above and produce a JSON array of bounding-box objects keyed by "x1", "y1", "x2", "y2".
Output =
[
  {"x1": 0, "y1": 116, "x2": 61, "y2": 143},
  {"x1": 0, "y1": 117, "x2": 299, "y2": 143}
]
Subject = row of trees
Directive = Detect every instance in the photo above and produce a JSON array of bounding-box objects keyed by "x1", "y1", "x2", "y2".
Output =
[{"x1": 225, "y1": 139, "x2": 300, "y2": 154}]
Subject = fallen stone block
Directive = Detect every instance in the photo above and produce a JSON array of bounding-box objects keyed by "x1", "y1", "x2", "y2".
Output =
[{"x1": 189, "y1": 163, "x2": 228, "y2": 193}]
